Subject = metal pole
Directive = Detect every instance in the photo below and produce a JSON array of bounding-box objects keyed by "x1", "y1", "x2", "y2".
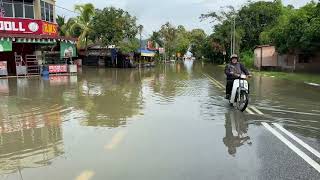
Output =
[
  {"x1": 164, "y1": 42, "x2": 166, "y2": 63},
  {"x1": 230, "y1": 23, "x2": 233, "y2": 55},
  {"x1": 233, "y1": 17, "x2": 236, "y2": 54}
]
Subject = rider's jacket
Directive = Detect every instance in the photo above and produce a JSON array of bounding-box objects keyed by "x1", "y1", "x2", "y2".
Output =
[{"x1": 225, "y1": 62, "x2": 250, "y2": 80}]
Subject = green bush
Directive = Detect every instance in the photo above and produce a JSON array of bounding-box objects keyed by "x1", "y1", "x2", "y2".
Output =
[{"x1": 240, "y1": 51, "x2": 254, "y2": 68}]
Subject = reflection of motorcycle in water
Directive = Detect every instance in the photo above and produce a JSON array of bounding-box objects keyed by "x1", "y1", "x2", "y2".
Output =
[{"x1": 223, "y1": 110, "x2": 252, "y2": 156}]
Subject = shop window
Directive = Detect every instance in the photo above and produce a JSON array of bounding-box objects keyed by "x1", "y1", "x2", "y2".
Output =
[
  {"x1": 41, "y1": 1, "x2": 45, "y2": 20},
  {"x1": 24, "y1": 4, "x2": 34, "y2": 19},
  {"x1": 2, "y1": 0, "x2": 34, "y2": 19},
  {"x1": 3, "y1": 3, "x2": 13, "y2": 17},
  {"x1": 41, "y1": 0, "x2": 54, "y2": 22},
  {"x1": 49, "y1": 4, "x2": 54, "y2": 22},
  {"x1": 24, "y1": 0, "x2": 33, "y2": 3},
  {"x1": 14, "y1": 3, "x2": 23, "y2": 18}
]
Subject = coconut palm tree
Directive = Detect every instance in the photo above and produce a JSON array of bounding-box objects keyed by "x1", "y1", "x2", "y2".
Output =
[
  {"x1": 56, "y1": 15, "x2": 65, "y2": 36},
  {"x1": 70, "y1": 3, "x2": 95, "y2": 49}
]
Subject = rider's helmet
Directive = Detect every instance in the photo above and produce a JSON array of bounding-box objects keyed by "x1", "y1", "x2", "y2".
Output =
[
  {"x1": 230, "y1": 54, "x2": 239, "y2": 64},
  {"x1": 230, "y1": 54, "x2": 239, "y2": 60}
]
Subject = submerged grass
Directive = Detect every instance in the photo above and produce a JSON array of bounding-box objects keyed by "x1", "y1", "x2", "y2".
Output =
[{"x1": 216, "y1": 64, "x2": 320, "y2": 84}]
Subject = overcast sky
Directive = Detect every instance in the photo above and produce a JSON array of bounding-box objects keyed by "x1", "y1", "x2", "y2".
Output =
[{"x1": 56, "y1": 0, "x2": 313, "y2": 38}]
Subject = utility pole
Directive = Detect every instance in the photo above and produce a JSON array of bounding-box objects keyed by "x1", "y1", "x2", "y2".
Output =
[
  {"x1": 233, "y1": 17, "x2": 236, "y2": 54},
  {"x1": 230, "y1": 23, "x2": 233, "y2": 56},
  {"x1": 230, "y1": 16, "x2": 236, "y2": 55},
  {"x1": 138, "y1": 25, "x2": 143, "y2": 67}
]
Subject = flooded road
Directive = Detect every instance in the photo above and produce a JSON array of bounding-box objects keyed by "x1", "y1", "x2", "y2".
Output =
[{"x1": 1, "y1": 61, "x2": 320, "y2": 180}]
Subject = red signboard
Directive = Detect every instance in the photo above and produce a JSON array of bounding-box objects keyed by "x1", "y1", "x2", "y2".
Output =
[
  {"x1": 0, "y1": 17, "x2": 58, "y2": 36},
  {"x1": 49, "y1": 65, "x2": 67, "y2": 73}
]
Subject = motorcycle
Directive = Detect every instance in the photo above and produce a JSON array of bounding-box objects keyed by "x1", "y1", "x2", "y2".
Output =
[{"x1": 229, "y1": 74, "x2": 251, "y2": 112}]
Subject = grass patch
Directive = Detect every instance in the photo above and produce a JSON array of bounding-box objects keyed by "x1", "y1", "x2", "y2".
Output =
[{"x1": 252, "y1": 70, "x2": 320, "y2": 84}]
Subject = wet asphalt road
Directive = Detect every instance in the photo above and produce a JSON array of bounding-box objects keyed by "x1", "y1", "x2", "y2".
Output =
[{"x1": 0, "y1": 61, "x2": 320, "y2": 180}]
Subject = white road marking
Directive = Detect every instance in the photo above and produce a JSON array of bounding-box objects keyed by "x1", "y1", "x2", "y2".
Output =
[
  {"x1": 250, "y1": 106, "x2": 264, "y2": 115},
  {"x1": 262, "y1": 122, "x2": 320, "y2": 173},
  {"x1": 257, "y1": 107, "x2": 320, "y2": 116},
  {"x1": 273, "y1": 123, "x2": 320, "y2": 159},
  {"x1": 246, "y1": 108, "x2": 255, "y2": 115}
]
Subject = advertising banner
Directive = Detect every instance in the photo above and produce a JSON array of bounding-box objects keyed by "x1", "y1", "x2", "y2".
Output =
[
  {"x1": 60, "y1": 42, "x2": 77, "y2": 58},
  {"x1": 49, "y1": 65, "x2": 67, "y2": 73},
  {"x1": 0, "y1": 17, "x2": 57, "y2": 36}
]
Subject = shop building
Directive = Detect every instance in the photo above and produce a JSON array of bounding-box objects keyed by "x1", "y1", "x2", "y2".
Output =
[{"x1": 0, "y1": 0, "x2": 78, "y2": 76}]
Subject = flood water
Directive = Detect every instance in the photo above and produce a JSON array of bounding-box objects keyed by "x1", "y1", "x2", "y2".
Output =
[{"x1": 1, "y1": 61, "x2": 320, "y2": 180}]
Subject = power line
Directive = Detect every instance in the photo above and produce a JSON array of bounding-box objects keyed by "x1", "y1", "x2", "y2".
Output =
[{"x1": 55, "y1": 4, "x2": 79, "y2": 15}]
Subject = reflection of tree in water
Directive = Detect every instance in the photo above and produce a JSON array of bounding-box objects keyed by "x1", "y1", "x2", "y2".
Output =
[
  {"x1": 223, "y1": 110, "x2": 252, "y2": 156},
  {"x1": 77, "y1": 68, "x2": 149, "y2": 128},
  {"x1": 150, "y1": 64, "x2": 191, "y2": 100}
]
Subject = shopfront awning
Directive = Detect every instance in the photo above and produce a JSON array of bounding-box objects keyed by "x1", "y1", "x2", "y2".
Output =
[
  {"x1": 16, "y1": 38, "x2": 56, "y2": 44},
  {"x1": 0, "y1": 33, "x2": 77, "y2": 44}
]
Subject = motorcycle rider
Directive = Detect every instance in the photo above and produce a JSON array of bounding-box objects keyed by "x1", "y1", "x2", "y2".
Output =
[{"x1": 225, "y1": 54, "x2": 250, "y2": 99}]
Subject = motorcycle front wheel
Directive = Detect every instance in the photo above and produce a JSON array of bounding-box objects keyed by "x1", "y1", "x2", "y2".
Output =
[{"x1": 237, "y1": 91, "x2": 249, "y2": 112}]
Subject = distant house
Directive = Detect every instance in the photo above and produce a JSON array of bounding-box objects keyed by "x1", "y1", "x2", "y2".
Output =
[
  {"x1": 254, "y1": 45, "x2": 320, "y2": 72},
  {"x1": 79, "y1": 44, "x2": 111, "y2": 66}
]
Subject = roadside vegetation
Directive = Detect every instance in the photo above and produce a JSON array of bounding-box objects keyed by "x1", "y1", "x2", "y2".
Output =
[
  {"x1": 200, "y1": 0, "x2": 320, "y2": 65},
  {"x1": 56, "y1": 1, "x2": 320, "y2": 74},
  {"x1": 56, "y1": 3, "x2": 140, "y2": 53}
]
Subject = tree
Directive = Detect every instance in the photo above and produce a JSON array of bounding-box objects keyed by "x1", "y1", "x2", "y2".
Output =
[
  {"x1": 149, "y1": 31, "x2": 163, "y2": 47},
  {"x1": 265, "y1": 1, "x2": 320, "y2": 54},
  {"x1": 201, "y1": 6, "x2": 241, "y2": 55},
  {"x1": 174, "y1": 25, "x2": 191, "y2": 57},
  {"x1": 118, "y1": 38, "x2": 140, "y2": 54},
  {"x1": 236, "y1": 0, "x2": 283, "y2": 50},
  {"x1": 159, "y1": 22, "x2": 177, "y2": 58},
  {"x1": 92, "y1": 7, "x2": 138, "y2": 47},
  {"x1": 56, "y1": 15, "x2": 65, "y2": 36},
  {"x1": 70, "y1": 3, "x2": 95, "y2": 49},
  {"x1": 201, "y1": 1, "x2": 283, "y2": 52},
  {"x1": 189, "y1": 29, "x2": 207, "y2": 58}
]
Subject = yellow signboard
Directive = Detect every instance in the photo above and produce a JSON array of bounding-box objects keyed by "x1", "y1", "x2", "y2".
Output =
[{"x1": 42, "y1": 22, "x2": 57, "y2": 36}]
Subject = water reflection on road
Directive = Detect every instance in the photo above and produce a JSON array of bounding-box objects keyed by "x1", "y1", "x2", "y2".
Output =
[{"x1": 223, "y1": 110, "x2": 252, "y2": 157}]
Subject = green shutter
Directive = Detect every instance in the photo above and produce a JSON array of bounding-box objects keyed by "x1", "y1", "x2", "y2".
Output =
[{"x1": 0, "y1": 40, "x2": 12, "y2": 52}]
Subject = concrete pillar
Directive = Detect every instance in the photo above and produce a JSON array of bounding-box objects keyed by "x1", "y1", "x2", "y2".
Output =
[{"x1": 34, "y1": 0, "x2": 41, "y2": 20}]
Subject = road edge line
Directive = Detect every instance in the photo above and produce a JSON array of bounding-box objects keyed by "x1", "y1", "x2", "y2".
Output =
[
  {"x1": 262, "y1": 122, "x2": 320, "y2": 173},
  {"x1": 273, "y1": 123, "x2": 320, "y2": 159}
]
